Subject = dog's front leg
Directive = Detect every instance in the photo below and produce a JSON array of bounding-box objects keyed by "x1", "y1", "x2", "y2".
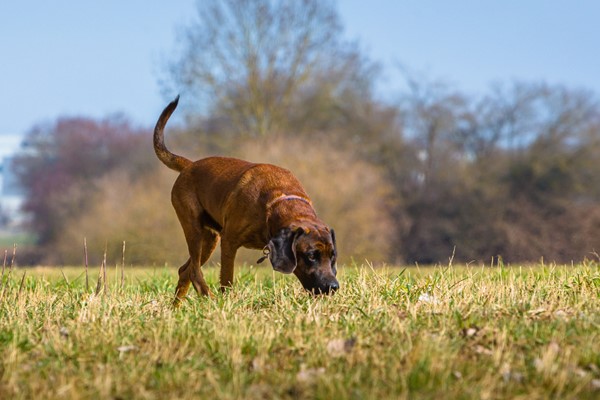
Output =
[{"x1": 219, "y1": 238, "x2": 238, "y2": 292}]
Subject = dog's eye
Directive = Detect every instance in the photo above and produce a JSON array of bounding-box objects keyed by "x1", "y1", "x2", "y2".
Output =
[{"x1": 306, "y1": 251, "x2": 318, "y2": 263}]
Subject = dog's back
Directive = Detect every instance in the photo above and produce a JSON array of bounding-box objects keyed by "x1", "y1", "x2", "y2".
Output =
[{"x1": 173, "y1": 156, "x2": 309, "y2": 230}]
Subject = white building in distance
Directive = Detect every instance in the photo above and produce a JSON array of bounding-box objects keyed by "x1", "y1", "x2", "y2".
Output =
[{"x1": 0, "y1": 134, "x2": 26, "y2": 228}]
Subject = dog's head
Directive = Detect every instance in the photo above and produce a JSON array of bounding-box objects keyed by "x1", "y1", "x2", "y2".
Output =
[{"x1": 266, "y1": 224, "x2": 339, "y2": 294}]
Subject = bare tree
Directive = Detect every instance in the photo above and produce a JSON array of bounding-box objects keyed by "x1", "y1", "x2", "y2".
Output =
[
  {"x1": 166, "y1": 0, "x2": 368, "y2": 136},
  {"x1": 398, "y1": 72, "x2": 471, "y2": 194}
]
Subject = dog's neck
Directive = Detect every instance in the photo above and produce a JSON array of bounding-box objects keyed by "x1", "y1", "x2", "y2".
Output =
[{"x1": 266, "y1": 194, "x2": 318, "y2": 237}]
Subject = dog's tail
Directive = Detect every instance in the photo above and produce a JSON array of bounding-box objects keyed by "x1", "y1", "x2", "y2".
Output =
[{"x1": 153, "y1": 95, "x2": 192, "y2": 172}]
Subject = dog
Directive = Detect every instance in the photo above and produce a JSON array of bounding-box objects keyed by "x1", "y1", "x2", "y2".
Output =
[{"x1": 153, "y1": 96, "x2": 339, "y2": 305}]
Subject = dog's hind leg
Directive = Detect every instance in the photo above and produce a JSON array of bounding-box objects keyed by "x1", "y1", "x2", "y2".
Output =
[
  {"x1": 173, "y1": 258, "x2": 192, "y2": 307},
  {"x1": 186, "y1": 227, "x2": 220, "y2": 297},
  {"x1": 200, "y1": 228, "x2": 219, "y2": 265},
  {"x1": 187, "y1": 237, "x2": 213, "y2": 298},
  {"x1": 172, "y1": 189, "x2": 217, "y2": 296},
  {"x1": 172, "y1": 228, "x2": 219, "y2": 307},
  {"x1": 173, "y1": 218, "x2": 215, "y2": 304}
]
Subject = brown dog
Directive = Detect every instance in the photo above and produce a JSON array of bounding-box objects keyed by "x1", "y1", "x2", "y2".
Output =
[{"x1": 153, "y1": 96, "x2": 339, "y2": 305}]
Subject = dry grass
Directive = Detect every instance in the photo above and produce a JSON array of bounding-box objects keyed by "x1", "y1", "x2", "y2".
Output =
[{"x1": 0, "y1": 263, "x2": 599, "y2": 399}]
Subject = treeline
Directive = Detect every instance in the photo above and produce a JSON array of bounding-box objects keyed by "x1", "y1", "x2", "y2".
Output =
[{"x1": 12, "y1": 0, "x2": 600, "y2": 266}]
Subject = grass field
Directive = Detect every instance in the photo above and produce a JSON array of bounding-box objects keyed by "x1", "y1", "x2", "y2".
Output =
[{"x1": 0, "y1": 262, "x2": 599, "y2": 399}]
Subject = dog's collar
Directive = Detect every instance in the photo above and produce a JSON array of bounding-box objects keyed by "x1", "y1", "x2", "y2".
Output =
[
  {"x1": 266, "y1": 194, "x2": 312, "y2": 210},
  {"x1": 265, "y1": 194, "x2": 313, "y2": 240}
]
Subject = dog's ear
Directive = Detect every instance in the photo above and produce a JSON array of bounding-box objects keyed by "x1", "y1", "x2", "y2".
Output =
[
  {"x1": 268, "y1": 227, "x2": 303, "y2": 274},
  {"x1": 331, "y1": 228, "x2": 336, "y2": 250},
  {"x1": 330, "y1": 228, "x2": 337, "y2": 269}
]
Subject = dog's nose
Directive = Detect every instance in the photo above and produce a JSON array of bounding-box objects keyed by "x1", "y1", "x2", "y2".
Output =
[
  {"x1": 328, "y1": 281, "x2": 339, "y2": 293},
  {"x1": 309, "y1": 280, "x2": 340, "y2": 295}
]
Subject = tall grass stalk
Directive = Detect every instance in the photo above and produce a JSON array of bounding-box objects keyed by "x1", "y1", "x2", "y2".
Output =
[
  {"x1": 121, "y1": 241, "x2": 126, "y2": 290},
  {"x1": 84, "y1": 237, "x2": 89, "y2": 292}
]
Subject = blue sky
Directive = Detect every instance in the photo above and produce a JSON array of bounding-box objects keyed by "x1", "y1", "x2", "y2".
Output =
[{"x1": 1, "y1": 0, "x2": 599, "y2": 146}]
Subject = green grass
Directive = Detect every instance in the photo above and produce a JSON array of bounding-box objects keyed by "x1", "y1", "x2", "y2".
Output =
[
  {"x1": 0, "y1": 263, "x2": 599, "y2": 399},
  {"x1": 0, "y1": 232, "x2": 36, "y2": 248}
]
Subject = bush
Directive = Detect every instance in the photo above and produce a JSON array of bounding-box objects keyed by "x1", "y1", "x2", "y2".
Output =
[{"x1": 50, "y1": 169, "x2": 187, "y2": 266}]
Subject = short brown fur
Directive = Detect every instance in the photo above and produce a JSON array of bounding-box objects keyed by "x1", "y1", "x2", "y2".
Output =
[{"x1": 153, "y1": 97, "x2": 338, "y2": 305}]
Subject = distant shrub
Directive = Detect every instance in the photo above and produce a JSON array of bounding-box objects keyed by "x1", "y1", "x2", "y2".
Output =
[{"x1": 51, "y1": 169, "x2": 186, "y2": 266}]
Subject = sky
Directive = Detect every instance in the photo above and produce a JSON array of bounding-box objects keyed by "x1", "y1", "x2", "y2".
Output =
[{"x1": 1, "y1": 0, "x2": 600, "y2": 153}]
